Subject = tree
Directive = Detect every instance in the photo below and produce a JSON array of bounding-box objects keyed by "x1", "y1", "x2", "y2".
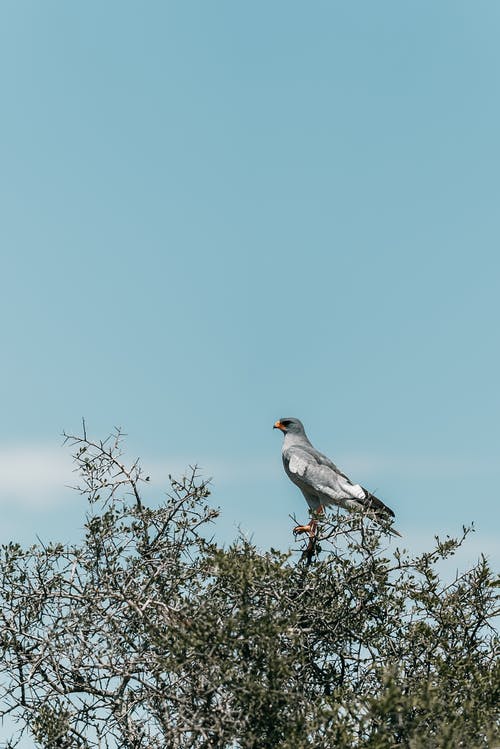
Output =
[{"x1": 0, "y1": 427, "x2": 498, "y2": 748}]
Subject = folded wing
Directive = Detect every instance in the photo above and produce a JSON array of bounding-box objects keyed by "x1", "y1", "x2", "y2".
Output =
[{"x1": 285, "y1": 445, "x2": 395, "y2": 520}]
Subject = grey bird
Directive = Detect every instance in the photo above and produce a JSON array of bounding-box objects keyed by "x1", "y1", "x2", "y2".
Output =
[{"x1": 274, "y1": 417, "x2": 401, "y2": 537}]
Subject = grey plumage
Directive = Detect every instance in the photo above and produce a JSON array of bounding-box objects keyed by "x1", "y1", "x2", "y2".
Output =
[{"x1": 274, "y1": 417, "x2": 400, "y2": 535}]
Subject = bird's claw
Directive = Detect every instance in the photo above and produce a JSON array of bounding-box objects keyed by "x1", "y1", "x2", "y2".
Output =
[
  {"x1": 293, "y1": 519, "x2": 318, "y2": 537},
  {"x1": 293, "y1": 524, "x2": 313, "y2": 536}
]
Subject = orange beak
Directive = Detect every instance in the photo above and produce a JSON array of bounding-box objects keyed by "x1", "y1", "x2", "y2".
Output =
[{"x1": 273, "y1": 420, "x2": 286, "y2": 432}]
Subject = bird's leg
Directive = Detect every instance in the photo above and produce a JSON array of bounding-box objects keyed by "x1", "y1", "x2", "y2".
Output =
[
  {"x1": 293, "y1": 506, "x2": 324, "y2": 536},
  {"x1": 293, "y1": 520, "x2": 315, "y2": 535},
  {"x1": 294, "y1": 507, "x2": 324, "y2": 565}
]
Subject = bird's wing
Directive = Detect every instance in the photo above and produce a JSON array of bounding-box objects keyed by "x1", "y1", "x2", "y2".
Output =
[
  {"x1": 298, "y1": 443, "x2": 352, "y2": 481},
  {"x1": 287, "y1": 449, "x2": 313, "y2": 479},
  {"x1": 285, "y1": 445, "x2": 395, "y2": 518},
  {"x1": 285, "y1": 446, "x2": 365, "y2": 503}
]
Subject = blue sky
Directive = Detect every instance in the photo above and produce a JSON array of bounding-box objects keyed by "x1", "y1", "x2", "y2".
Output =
[{"x1": 1, "y1": 2, "x2": 499, "y2": 572}]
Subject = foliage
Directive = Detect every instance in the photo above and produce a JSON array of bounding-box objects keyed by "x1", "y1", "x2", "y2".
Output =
[{"x1": 0, "y1": 428, "x2": 498, "y2": 748}]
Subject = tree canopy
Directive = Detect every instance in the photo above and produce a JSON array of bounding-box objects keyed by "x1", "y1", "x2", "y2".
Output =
[{"x1": 0, "y1": 428, "x2": 498, "y2": 748}]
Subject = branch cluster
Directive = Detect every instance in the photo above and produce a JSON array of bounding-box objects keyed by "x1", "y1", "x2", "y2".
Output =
[{"x1": 0, "y1": 428, "x2": 498, "y2": 748}]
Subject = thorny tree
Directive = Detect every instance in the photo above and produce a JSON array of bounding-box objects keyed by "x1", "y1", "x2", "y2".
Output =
[{"x1": 0, "y1": 427, "x2": 498, "y2": 748}]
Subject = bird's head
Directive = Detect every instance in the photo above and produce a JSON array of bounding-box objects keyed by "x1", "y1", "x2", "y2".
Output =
[{"x1": 273, "y1": 417, "x2": 306, "y2": 436}]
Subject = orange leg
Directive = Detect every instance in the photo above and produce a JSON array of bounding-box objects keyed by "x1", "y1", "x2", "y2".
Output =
[
  {"x1": 293, "y1": 518, "x2": 318, "y2": 536},
  {"x1": 294, "y1": 507, "x2": 324, "y2": 563},
  {"x1": 293, "y1": 505, "x2": 324, "y2": 536}
]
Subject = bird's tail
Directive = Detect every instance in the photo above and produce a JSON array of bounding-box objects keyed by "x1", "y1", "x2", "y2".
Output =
[
  {"x1": 387, "y1": 525, "x2": 402, "y2": 538},
  {"x1": 362, "y1": 488, "x2": 402, "y2": 538}
]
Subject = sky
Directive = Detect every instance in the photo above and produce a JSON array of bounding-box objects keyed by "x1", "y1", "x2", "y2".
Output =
[{"x1": 1, "y1": 2, "x2": 499, "y2": 577}]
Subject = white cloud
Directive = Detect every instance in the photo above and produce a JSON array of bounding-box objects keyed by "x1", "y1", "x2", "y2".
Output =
[
  {"x1": 0, "y1": 444, "x2": 276, "y2": 510},
  {"x1": 0, "y1": 444, "x2": 497, "y2": 578},
  {"x1": 0, "y1": 441, "x2": 497, "y2": 523},
  {"x1": 0, "y1": 444, "x2": 74, "y2": 508}
]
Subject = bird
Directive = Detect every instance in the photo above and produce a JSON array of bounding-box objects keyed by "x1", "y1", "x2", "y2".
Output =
[{"x1": 274, "y1": 417, "x2": 401, "y2": 537}]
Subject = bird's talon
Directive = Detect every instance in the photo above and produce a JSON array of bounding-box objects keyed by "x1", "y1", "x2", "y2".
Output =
[{"x1": 293, "y1": 524, "x2": 312, "y2": 535}]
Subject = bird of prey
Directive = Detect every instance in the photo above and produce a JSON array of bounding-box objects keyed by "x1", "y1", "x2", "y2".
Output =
[{"x1": 274, "y1": 417, "x2": 401, "y2": 537}]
